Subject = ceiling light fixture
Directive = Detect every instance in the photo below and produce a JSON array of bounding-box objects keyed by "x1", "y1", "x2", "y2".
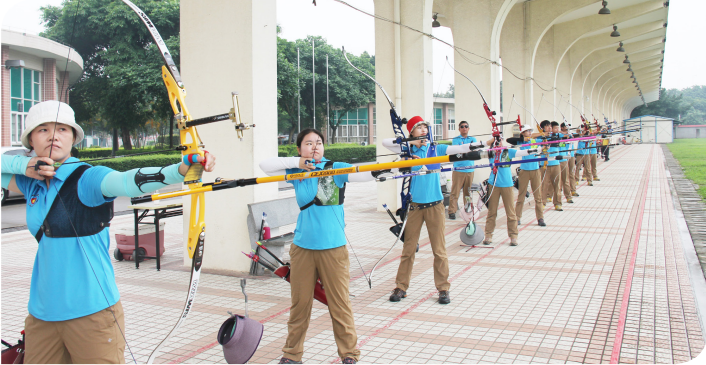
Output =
[
  {"x1": 599, "y1": 1, "x2": 611, "y2": 14},
  {"x1": 610, "y1": 24, "x2": 621, "y2": 37},
  {"x1": 616, "y1": 41, "x2": 625, "y2": 52},
  {"x1": 432, "y1": 13, "x2": 441, "y2": 28},
  {"x1": 623, "y1": 55, "x2": 630, "y2": 64}
]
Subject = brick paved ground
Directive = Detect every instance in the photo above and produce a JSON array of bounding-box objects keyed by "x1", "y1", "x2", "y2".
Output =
[{"x1": 2, "y1": 144, "x2": 705, "y2": 364}]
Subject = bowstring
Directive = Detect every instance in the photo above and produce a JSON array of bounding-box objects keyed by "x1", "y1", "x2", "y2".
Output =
[{"x1": 43, "y1": 1, "x2": 136, "y2": 362}]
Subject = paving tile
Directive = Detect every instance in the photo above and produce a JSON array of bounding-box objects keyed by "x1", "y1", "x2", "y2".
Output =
[{"x1": 2, "y1": 145, "x2": 704, "y2": 364}]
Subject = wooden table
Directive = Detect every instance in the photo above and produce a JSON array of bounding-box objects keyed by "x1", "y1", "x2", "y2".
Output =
[{"x1": 126, "y1": 199, "x2": 182, "y2": 270}]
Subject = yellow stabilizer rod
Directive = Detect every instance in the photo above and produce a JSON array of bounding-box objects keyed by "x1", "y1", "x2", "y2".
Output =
[{"x1": 131, "y1": 150, "x2": 492, "y2": 204}]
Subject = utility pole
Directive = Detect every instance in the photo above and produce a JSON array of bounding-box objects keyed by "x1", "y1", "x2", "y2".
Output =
[
  {"x1": 297, "y1": 48, "x2": 300, "y2": 134},
  {"x1": 312, "y1": 39, "x2": 315, "y2": 129}
]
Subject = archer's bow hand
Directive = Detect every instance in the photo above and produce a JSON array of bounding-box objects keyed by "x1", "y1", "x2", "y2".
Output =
[{"x1": 179, "y1": 151, "x2": 217, "y2": 175}]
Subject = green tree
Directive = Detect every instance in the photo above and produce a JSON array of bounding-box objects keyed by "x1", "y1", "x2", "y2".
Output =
[
  {"x1": 434, "y1": 84, "x2": 454, "y2": 98},
  {"x1": 277, "y1": 36, "x2": 375, "y2": 143},
  {"x1": 40, "y1": 0, "x2": 180, "y2": 149},
  {"x1": 630, "y1": 88, "x2": 690, "y2": 122}
]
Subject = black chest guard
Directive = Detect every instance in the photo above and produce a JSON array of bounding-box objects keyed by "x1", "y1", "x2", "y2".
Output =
[
  {"x1": 34, "y1": 165, "x2": 114, "y2": 242},
  {"x1": 299, "y1": 161, "x2": 347, "y2": 211}
]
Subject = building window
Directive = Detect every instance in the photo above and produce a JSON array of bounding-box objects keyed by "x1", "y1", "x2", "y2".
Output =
[
  {"x1": 448, "y1": 108, "x2": 455, "y2": 131},
  {"x1": 332, "y1": 107, "x2": 369, "y2": 143},
  {"x1": 433, "y1": 108, "x2": 443, "y2": 138},
  {"x1": 10, "y1": 68, "x2": 42, "y2": 145}
]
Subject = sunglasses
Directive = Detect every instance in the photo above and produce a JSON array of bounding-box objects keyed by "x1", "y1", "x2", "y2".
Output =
[{"x1": 459, "y1": 125, "x2": 469, "y2": 128}]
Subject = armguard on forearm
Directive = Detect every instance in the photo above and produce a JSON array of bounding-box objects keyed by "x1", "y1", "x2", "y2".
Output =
[
  {"x1": 101, "y1": 163, "x2": 184, "y2": 198},
  {"x1": 1, "y1": 155, "x2": 32, "y2": 189},
  {"x1": 259, "y1": 157, "x2": 301, "y2": 176},
  {"x1": 382, "y1": 138, "x2": 402, "y2": 154},
  {"x1": 446, "y1": 141, "x2": 483, "y2": 155},
  {"x1": 515, "y1": 149, "x2": 538, "y2": 158}
]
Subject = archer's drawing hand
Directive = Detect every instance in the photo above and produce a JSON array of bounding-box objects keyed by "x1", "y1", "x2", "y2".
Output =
[{"x1": 26, "y1": 157, "x2": 56, "y2": 180}]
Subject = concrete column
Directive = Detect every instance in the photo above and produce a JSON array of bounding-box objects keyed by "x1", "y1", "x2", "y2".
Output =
[
  {"x1": 368, "y1": 102, "x2": 374, "y2": 145},
  {"x1": 451, "y1": 0, "x2": 501, "y2": 185},
  {"x1": 181, "y1": 0, "x2": 277, "y2": 271},
  {"x1": 374, "y1": 0, "x2": 433, "y2": 212},
  {"x1": 500, "y1": 4, "x2": 533, "y2": 131},
  {"x1": 1, "y1": 45, "x2": 10, "y2": 147},
  {"x1": 42, "y1": 59, "x2": 57, "y2": 101}
]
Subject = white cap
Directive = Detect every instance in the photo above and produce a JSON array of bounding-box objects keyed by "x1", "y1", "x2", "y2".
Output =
[
  {"x1": 21, "y1": 100, "x2": 84, "y2": 149},
  {"x1": 520, "y1": 125, "x2": 533, "y2": 133}
]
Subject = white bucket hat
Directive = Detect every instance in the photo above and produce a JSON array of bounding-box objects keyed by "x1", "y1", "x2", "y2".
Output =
[
  {"x1": 21, "y1": 100, "x2": 84, "y2": 149},
  {"x1": 520, "y1": 125, "x2": 533, "y2": 133}
]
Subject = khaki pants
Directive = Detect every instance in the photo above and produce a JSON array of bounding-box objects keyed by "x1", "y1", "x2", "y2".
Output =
[
  {"x1": 574, "y1": 154, "x2": 584, "y2": 183},
  {"x1": 567, "y1": 157, "x2": 576, "y2": 193},
  {"x1": 284, "y1": 244, "x2": 359, "y2": 362},
  {"x1": 395, "y1": 203, "x2": 450, "y2": 292},
  {"x1": 515, "y1": 169, "x2": 543, "y2": 222},
  {"x1": 484, "y1": 185, "x2": 518, "y2": 240},
  {"x1": 24, "y1": 301, "x2": 126, "y2": 364},
  {"x1": 578, "y1": 154, "x2": 592, "y2": 183},
  {"x1": 590, "y1": 154, "x2": 598, "y2": 178},
  {"x1": 559, "y1": 161, "x2": 571, "y2": 200},
  {"x1": 542, "y1": 165, "x2": 562, "y2": 205},
  {"x1": 448, "y1": 171, "x2": 474, "y2": 214}
]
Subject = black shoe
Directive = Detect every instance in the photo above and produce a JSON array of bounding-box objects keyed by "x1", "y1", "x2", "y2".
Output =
[
  {"x1": 439, "y1": 290, "x2": 450, "y2": 304},
  {"x1": 389, "y1": 288, "x2": 407, "y2": 302},
  {"x1": 605, "y1": 158, "x2": 610, "y2": 161},
  {"x1": 448, "y1": 213, "x2": 456, "y2": 220},
  {"x1": 416, "y1": 244, "x2": 419, "y2": 252},
  {"x1": 538, "y1": 219, "x2": 546, "y2": 227},
  {"x1": 342, "y1": 358, "x2": 357, "y2": 364},
  {"x1": 279, "y1": 358, "x2": 302, "y2": 364},
  {"x1": 517, "y1": 219, "x2": 521, "y2": 225}
]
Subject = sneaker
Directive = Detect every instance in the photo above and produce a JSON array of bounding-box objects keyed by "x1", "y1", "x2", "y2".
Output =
[
  {"x1": 510, "y1": 238, "x2": 519, "y2": 246},
  {"x1": 483, "y1": 239, "x2": 492, "y2": 245},
  {"x1": 517, "y1": 219, "x2": 521, "y2": 225},
  {"x1": 571, "y1": 192, "x2": 580, "y2": 197},
  {"x1": 279, "y1": 358, "x2": 302, "y2": 364},
  {"x1": 448, "y1": 213, "x2": 456, "y2": 220},
  {"x1": 594, "y1": 178, "x2": 600, "y2": 181},
  {"x1": 342, "y1": 358, "x2": 357, "y2": 364},
  {"x1": 588, "y1": 182, "x2": 593, "y2": 186},
  {"x1": 416, "y1": 244, "x2": 419, "y2": 253},
  {"x1": 605, "y1": 158, "x2": 610, "y2": 161},
  {"x1": 567, "y1": 199, "x2": 574, "y2": 203},
  {"x1": 537, "y1": 218, "x2": 546, "y2": 227},
  {"x1": 547, "y1": 197, "x2": 552, "y2": 202},
  {"x1": 555, "y1": 205, "x2": 563, "y2": 211},
  {"x1": 439, "y1": 290, "x2": 451, "y2": 304},
  {"x1": 389, "y1": 288, "x2": 407, "y2": 302},
  {"x1": 581, "y1": 178, "x2": 585, "y2": 181}
]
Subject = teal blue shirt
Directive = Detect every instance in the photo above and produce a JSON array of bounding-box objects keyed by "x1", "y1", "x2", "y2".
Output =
[
  {"x1": 487, "y1": 148, "x2": 518, "y2": 187},
  {"x1": 451, "y1": 135, "x2": 477, "y2": 172},
  {"x1": 519, "y1": 137, "x2": 540, "y2": 171},
  {"x1": 546, "y1": 134, "x2": 561, "y2": 167},
  {"x1": 287, "y1": 159, "x2": 351, "y2": 250},
  {"x1": 587, "y1": 139, "x2": 597, "y2": 155},
  {"x1": 408, "y1": 143, "x2": 451, "y2": 204},
  {"x1": 15, "y1": 158, "x2": 118, "y2": 321}
]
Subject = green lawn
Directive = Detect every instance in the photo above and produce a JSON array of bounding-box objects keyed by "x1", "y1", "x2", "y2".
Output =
[{"x1": 668, "y1": 139, "x2": 706, "y2": 200}]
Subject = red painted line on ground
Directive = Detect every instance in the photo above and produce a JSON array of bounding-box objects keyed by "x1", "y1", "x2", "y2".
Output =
[
  {"x1": 169, "y1": 306, "x2": 292, "y2": 364},
  {"x1": 174, "y1": 146, "x2": 635, "y2": 364},
  {"x1": 609, "y1": 146, "x2": 653, "y2": 363},
  {"x1": 328, "y1": 202, "x2": 555, "y2": 364}
]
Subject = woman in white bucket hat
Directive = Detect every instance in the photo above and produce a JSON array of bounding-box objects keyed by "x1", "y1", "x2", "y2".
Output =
[{"x1": 1, "y1": 100, "x2": 216, "y2": 363}]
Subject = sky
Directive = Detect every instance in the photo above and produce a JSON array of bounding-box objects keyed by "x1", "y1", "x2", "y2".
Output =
[{"x1": 2, "y1": 0, "x2": 703, "y2": 93}]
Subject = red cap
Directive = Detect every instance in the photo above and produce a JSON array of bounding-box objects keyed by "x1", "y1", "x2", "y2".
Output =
[{"x1": 406, "y1": 116, "x2": 427, "y2": 134}]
